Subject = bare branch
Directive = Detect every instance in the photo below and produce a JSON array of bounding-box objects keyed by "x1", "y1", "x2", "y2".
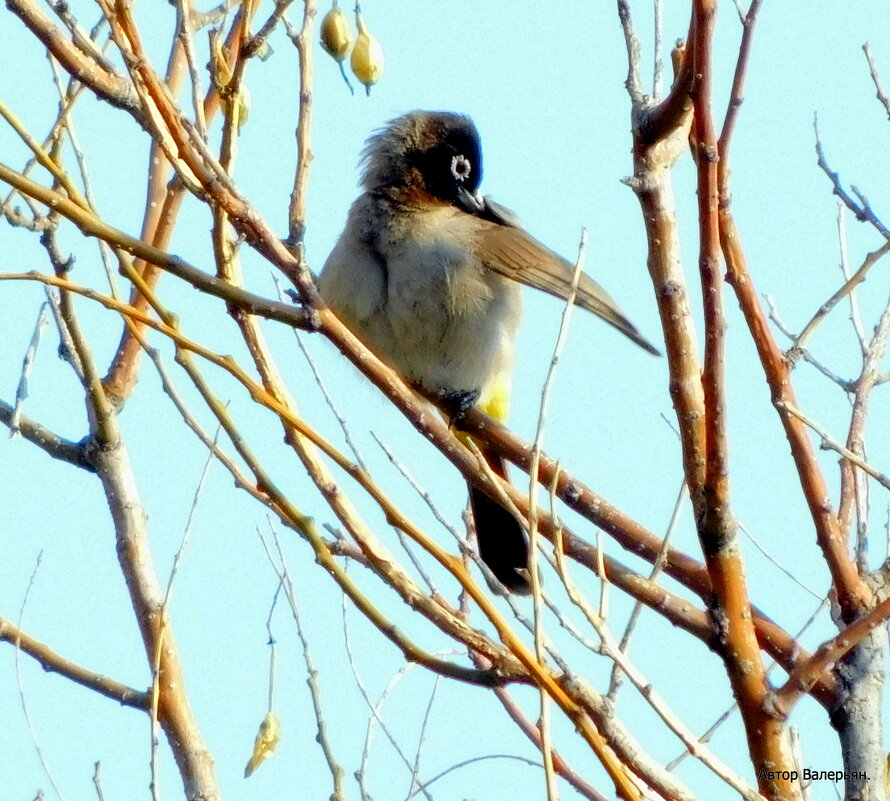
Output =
[
  {"x1": 284, "y1": 0, "x2": 316, "y2": 249},
  {"x1": 723, "y1": 170, "x2": 870, "y2": 620},
  {"x1": 780, "y1": 401, "x2": 890, "y2": 492},
  {"x1": 764, "y1": 294, "x2": 853, "y2": 389},
  {"x1": 0, "y1": 397, "x2": 92, "y2": 469},
  {"x1": 863, "y1": 43, "x2": 890, "y2": 121},
  {"x1": 616, "y1": 0, "x2": 644, "y2": 104},
  {"x1": 8, "y1": 302, "x2": 49, "y2": 437},
  {"x1": 6, "y1": 0, "x2": 138, "y2": 112},
  {"x1": 261, "y1": 525, "x2": 347, "y2": 800},
  {"x1": 788, "y1": 241, "x2": 890, "y2": 362},
  {"x1": 814, "y1": 115, "x2": 890, "y2": 239},
  {"x1": 718, "y1": 0, "x2": 764, "y2": 168},
  {"x1": 774, "y1": 597, "x2": 890, "y2": 716},
  {"x1": 0, "y1": 615, "x2": 148, "y2": 708},
  {"x1": 12, "y1": 556, "x2": 70, "y2": 801}
]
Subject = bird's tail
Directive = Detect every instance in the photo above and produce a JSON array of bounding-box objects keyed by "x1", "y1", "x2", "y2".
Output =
[
  {"x1": 466, "y1": 446, "x2": 531, "y2": 595},
  {"x1": 449, "y1": 385, "x2": 529, "y2": 593}
]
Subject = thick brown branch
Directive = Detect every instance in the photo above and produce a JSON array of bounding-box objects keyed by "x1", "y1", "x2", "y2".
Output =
[
  {"x1": 102, "y1": 40, "x2": 187, "y2": 403},
  {"x1": 773, "y1": 597, "x2": 890, "y2": 717},
  {"x1": 717, "y1": 0, "x2": 764, "y2": 179},
  {"x1": 694, "y1": 3, "x2": 795, "y2": 795},
  {"x1": 721, "y1": 215, "x2": 870, "y2": 618},
  {"x1": 6, "y1": 0, "x2": 138, "y2": 113},
  {"x1": 0, "y1": 398, "x2": 94, "y2": 471},
  {"x1": 628, "y1": 124, "x2": 705, "y2": 509},
  {"x1": 0, "y1": 615, "x2": 148, "y2": 708},
  {"x1": 93, "y1": 435, "x2": 220, "y2": 799}
]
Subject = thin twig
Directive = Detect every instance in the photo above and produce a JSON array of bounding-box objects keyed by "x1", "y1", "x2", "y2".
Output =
[
  {"x1": 527, "y1": 229, "x2": 587, "y2": 801},
  {"x1": 841, "y1": 280, "x2": 890, "y2": 544},
  {"x1": 175, "y1": 0, "x2": 208, "y2": 141},
  {"x1": 718, "y1": 0, "x2": 764, "y2": 167},
  {"x1": 836, "y1": 204, "x2": 869, "y2": 354},
  {"x1": 150, "y1": 422, "x2": 221, "y2": 798},
  {"x1": 342, "y1": 597, "x2": 436, "y2": 801},
  {"x1": 814, "y1": 114, "x2": 890, "y2": 239},
  {"x1": 285, "y1": 0, "x2": 316, "y2": 249},
  {"x1": 779, "y1": 401, "x2": 890, "y2": 491},
  {"x1": 787, "y1": 241, "x2": 890, "y2": 362},
  {"x1": 607, "y1": 479, "x2": 687, "y2": 702},
  {"x1": 764, "y1": 295, "x2": 852, "y2": 389},
  {"x1": 652, "y1": 0, "x2": 664, "y2": 100},
  {"x1": 92, "y1": 762, "x2": 107, "y2": 801},
  {"x1": 616, "y1": 0, "x2": 644, "y2": 104},
  {"x1": 370, "y1": 434, "x2": 442, "y2": 594},
  {"x1": 10, "y1": 302, "x2": 49, "y2": 438},
  {"x1": 406, "y1": 675, "x2": 441, "y2": 801},
  {"x1": 14, "y1": 554, "x2": 70, "y2": 801},
  {"x1": 46, "y1": 55, "x2": 119, "y2": 297},
  {"x1": 0, "y1": 615, "x2": 148, "y2": 707},
  {"x1": 863, "y1": 43, "x2": 890, "y2": 121},
  {"x1": 407, "y1": 754, "x2": 541, "y2": 799},
  {"x1": 264, "y1": 582, "x2": 282, "y2": 712},
  {"x1": 263, "y1": 522, "x2": 347, "y2": 800},
  {"x1": 738, "y1": 521, "x2": 823, "y2": 599},
  {"x1": 274, "y1": 276, "x2": 366, "y2": 469}
]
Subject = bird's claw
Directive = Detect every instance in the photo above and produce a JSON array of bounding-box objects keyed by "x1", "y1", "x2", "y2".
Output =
[{"x1": 436, "y1": 388, "x2": 480, "y2": 427}]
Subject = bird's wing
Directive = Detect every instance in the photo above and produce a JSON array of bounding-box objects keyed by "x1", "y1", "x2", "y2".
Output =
[{"x1": 475, "y1": 199, "x2": 661, "y2": 355}]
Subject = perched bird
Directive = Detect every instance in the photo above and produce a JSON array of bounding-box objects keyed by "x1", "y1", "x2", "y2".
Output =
[{"x1": 319, "y1": 110, "x2": 659, "y2": 594}]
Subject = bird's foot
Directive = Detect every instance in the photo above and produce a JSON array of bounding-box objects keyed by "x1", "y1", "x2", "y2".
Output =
[{"x1": 435, "y1": 388, "x2": 480, "y2": 427}]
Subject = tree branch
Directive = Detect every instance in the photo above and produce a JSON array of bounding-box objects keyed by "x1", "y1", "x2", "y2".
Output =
[
  {"x1": 0, "y1": 397, "x2": 93, "y2": 471},
  {"x1": 0, "y1": 615, "x2": 148, "y2": 708}
]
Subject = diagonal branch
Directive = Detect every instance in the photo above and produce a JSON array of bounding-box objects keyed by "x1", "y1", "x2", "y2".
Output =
[
  {"x1": 0, "y1": 397, "x2": 93, "y2": 470},
  {"x1": 773, "y1": 597, "x2": 890, "y2": 716},
  {"x1": 0, "y1": 615, "x2": 148, "y2": 708},
  {"x1": 814, "y1": 116, "x2": 890, "y2": 240},
  {"x1": 6, "y1": 0, "x2": 138, "y2": 112}
]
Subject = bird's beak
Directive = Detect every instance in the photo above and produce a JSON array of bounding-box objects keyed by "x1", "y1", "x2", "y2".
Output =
[{"x1": 455, "y1": 186, "x2": 486, "y2": 217}]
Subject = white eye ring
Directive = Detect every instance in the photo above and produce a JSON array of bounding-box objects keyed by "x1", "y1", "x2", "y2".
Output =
[{"x1": 451, "y1": 154, "x2": 472, "y2": 182}]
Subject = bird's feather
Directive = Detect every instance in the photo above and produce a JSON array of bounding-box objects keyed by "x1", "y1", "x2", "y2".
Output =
[{"x1": 475, "y1": 198, "x2": 661, "y2": 356}]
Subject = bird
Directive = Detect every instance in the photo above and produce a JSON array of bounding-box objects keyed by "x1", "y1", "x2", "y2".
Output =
[{"x1": 318, "y1": 110, "x2": 659, "y2": 594}]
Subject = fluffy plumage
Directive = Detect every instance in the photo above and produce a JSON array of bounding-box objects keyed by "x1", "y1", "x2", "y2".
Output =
[{"x1": 319, "y1": 110, "x2": 658, "y2": 593}]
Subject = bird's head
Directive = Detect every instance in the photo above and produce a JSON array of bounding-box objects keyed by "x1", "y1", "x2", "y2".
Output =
[{"x1": 360, "y1": 110, "x2": 486, "y2": 214}]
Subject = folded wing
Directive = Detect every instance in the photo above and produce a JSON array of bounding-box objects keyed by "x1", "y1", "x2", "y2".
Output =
[{"x1": 475, "y1": 198, "x2": 661, "y2": 356}]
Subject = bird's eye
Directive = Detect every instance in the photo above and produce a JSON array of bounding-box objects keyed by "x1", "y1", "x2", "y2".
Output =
[{"x1": 450, "y1": 154, "x2": 472, "y2": 182}]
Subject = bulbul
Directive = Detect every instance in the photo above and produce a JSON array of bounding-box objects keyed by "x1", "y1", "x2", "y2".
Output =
[{"x1": 319, "y1": 110, "x2": 659, "y2": 594}]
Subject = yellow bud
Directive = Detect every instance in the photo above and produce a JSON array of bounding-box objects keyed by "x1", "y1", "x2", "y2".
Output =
[
  {"x1": 244, "y1": 711, "x2": 281, "y2": 778},
  {"x1": 235, "y1": 86, "x2": 251, "y2": 133},
  {"x1": 350, "y1": 16, "x2": 383, "y2": 96},
  {"x1": 320, "y1": 4, "x2": 352, "y2": 62},
  {"x1": 210, "y1": 31, "x2": 233, "y2": 89}
]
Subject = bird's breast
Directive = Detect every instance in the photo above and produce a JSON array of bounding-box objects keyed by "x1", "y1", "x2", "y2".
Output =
[{"x1": 378, "y1": 205, "x2": 522, "y2": 397}]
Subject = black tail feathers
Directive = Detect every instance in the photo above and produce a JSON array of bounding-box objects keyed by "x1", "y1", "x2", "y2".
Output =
[{"x1": 468, "y1": 454, "x2": 530, "y2": 594}]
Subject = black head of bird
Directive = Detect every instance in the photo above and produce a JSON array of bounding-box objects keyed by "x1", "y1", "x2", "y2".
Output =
[{"x1": 359, "y1": 111, "x2": 486, "y2": 215}]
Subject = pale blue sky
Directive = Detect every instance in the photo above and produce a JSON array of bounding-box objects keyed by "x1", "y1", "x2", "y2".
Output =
[{"x1": 2, "y1": 2, "x2": 890, "y2": 800}]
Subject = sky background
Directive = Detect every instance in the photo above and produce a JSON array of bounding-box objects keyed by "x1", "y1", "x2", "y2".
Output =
[{"x1": 2, "y1": 2, "x2": 890, "y2": 800}]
